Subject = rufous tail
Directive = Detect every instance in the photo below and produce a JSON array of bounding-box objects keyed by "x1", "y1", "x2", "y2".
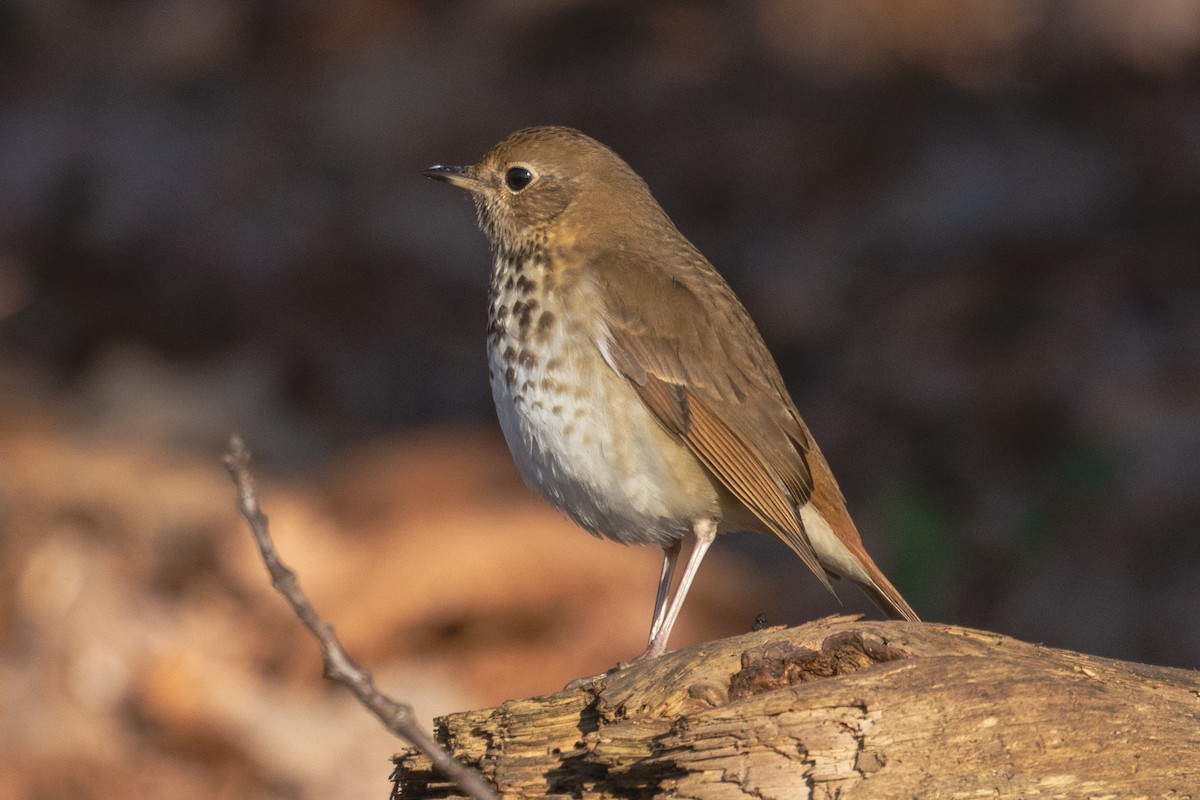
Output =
[{"x1": 861, "y1": 572, "x2": 920, "y2": 622}]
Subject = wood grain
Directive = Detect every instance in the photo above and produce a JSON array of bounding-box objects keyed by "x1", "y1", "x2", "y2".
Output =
[{"x1": 393, "y1": 616, "x2": 1200, "y2": 799}]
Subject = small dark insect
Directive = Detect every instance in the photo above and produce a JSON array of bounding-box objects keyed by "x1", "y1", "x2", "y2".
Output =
[{"x1": 752, "y1": 613, "x2": 767, "y2": 632}]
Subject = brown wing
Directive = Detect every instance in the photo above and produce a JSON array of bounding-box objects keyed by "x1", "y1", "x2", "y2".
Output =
[{"x1": 593, "y1": 244, "x2": 836, "y2": 593}]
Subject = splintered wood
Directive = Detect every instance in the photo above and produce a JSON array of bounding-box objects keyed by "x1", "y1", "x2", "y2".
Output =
[{"x1": 392, "y1": 616, "x2": 1200, "y2": 799}]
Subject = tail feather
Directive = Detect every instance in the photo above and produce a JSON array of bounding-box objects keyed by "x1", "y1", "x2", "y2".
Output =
[
  {"x1": 800, "y1": 442, "x2": 921, "y2": 623},
  {"x1": 860, "y1": 573, "x2": 920, "y2": 622}
]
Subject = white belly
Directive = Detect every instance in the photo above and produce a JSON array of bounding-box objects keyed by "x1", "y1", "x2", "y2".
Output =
[{"x1": 487, "y1": 266, "x2": 718, "y2": 545}]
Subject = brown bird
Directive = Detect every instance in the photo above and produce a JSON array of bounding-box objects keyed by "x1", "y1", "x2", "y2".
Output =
[{"x1": 424, "y1": 127, "x2": 918, "y2": 666}]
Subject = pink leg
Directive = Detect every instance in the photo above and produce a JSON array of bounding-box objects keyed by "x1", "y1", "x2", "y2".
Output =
[
  {"x1": 638, "y1": 518, "x2": 718, "y2": 661},
  {"x1": 647, "y1": 540, "x2": 681, "y2": 645},
  {"x1": 564, "y1": 521, "x2": 718, "y2": 688}
]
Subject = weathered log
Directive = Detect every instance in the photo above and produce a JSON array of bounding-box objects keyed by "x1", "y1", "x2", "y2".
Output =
[{"x1": 392, "y1": 615, "x2": 1200, "y2": 798}]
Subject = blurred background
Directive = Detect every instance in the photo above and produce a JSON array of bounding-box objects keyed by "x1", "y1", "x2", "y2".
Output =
[{"x1": 1, "y1": 1, "x2": 1198, "y2": 798}]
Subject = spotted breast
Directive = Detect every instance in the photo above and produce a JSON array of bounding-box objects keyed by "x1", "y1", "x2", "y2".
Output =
[{"x1": 486, "y1": 246, "x2": 722, "y2": 547}]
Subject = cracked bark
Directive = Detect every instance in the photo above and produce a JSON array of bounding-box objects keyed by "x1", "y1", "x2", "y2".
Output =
[{"x1": 391, "y1": 616, "x2": 1200, "y2": 799}]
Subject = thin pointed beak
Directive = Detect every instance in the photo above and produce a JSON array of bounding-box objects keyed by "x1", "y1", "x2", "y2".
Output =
[{"x1": 422, "y1": 164, "x2": 481, "y2": 190}]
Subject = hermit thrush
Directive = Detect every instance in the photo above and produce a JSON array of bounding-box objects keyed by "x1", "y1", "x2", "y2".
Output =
[{"x1": 424, "y1": 127, "x2": 918, "y2": 665}]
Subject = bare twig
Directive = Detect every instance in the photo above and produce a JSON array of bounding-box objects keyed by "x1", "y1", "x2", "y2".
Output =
[{"x1": 222, "y1": 435, "x2": 498, "y2": 800}]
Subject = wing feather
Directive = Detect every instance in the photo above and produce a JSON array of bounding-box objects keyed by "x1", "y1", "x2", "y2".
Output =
[{"x1": 595, "y1": 251, "x2": 836, "y2": 593}]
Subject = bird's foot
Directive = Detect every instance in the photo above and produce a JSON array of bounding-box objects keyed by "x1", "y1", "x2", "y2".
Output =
[
  {"x1": 562, "y1": 668, "x2": 615, "y2": 691},
  {"x1": 562, "y1": 646, "x2": 671, "y2": 691}
]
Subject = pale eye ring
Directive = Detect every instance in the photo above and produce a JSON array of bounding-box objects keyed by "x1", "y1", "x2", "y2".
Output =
[{"x1": 505, "y1": 166, "x2": 534, "y2": 192}]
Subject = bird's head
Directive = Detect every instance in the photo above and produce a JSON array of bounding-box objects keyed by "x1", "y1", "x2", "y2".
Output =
[{"x1": 424, "y1": 126, "x2": 664, "y2": 255}]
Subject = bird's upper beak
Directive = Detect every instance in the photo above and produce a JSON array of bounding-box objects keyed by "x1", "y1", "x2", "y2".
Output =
[{"x1": 422, "y1": 164, "x2": 482, "y2": 190}]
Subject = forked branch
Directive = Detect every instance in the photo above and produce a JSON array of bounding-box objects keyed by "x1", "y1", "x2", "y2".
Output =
[{"x1": 223, "y1": 435, "x2": 498, "y2": 800}]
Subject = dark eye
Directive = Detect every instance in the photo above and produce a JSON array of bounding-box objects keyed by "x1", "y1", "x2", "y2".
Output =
[{"x1": 505, "y1": 166, "x2": 533, "y2": 192}]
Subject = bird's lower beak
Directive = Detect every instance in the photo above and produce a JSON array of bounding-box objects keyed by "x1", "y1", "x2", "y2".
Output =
[{"x1": 422, "y1": 165, "x2": 481, "y2": 190}]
